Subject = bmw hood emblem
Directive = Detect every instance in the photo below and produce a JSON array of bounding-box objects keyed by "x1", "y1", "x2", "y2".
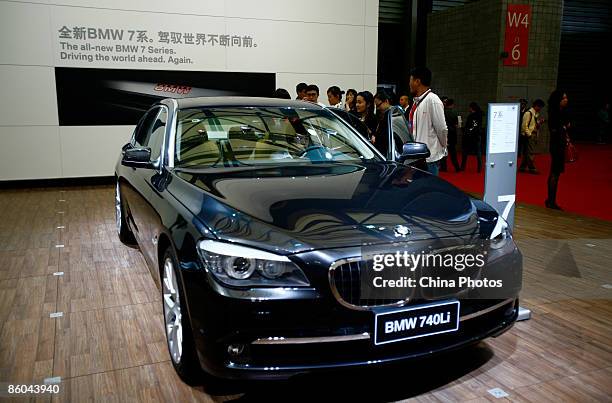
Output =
[{"x1": 394, "y1": 225, "x2": 411, "y2": 237}]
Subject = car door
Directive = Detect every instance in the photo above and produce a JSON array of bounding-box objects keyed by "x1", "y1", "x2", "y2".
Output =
[
  {"x1": 120, "y1": 108, "x2": 157, "y2": 242},
  {"x1": 389, "y1": 106, "x2": 414, "y2": 160},
  {"x1": 380, "y1": 106, "x2": 416, "y2": 161},
  {"x1": 123, "y1": 106, "x2": 167, "y2": 265},
  {"x1": 388, "y1": 106, "x2": 429, "y2": 169}
]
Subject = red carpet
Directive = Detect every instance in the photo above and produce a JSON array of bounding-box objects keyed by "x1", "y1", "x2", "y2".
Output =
[{"x1": 439, "y1": 143, "x2": 612, "y2": 221}]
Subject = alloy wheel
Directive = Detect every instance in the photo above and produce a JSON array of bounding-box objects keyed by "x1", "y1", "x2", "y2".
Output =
[{"x1": 162, "y1": 257, "x2": 183, "y2": 364}]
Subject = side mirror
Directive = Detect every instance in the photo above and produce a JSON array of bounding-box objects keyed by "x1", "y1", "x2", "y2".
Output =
[
  {"x1": 121, "y1": 147, "x2": 153, "y2": 168},
  {"x1": 398, "y1": 142, "x2": 430, "y2": 163}
]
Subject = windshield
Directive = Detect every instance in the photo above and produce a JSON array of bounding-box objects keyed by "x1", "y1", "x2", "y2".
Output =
[{"x1": 174, "y1": 106, "x2": 380, "y2": 168}]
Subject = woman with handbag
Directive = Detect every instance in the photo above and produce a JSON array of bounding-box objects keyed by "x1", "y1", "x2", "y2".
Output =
[{"x1": 545, "y1": 90, "x2": 570, "y2": 210}]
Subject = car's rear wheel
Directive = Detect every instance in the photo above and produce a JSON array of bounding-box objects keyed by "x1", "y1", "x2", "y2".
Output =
[
  {"x1": 115, "y1": 179, "x2": 136, "y2": 245},
  {"x1": 161, "y1": 247, "x2": 202, "y2": 385}
]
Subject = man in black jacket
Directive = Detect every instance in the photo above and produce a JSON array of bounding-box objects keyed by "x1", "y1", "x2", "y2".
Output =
[
  {"x1": 440, "y1": 98, "x2": 461, "y2": 172},
  {"x1": 372, "y1": 91, "x2": 393, "y2": 156}
]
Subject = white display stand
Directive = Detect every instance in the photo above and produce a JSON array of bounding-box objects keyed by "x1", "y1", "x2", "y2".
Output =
[{"x1": 484, "y1": 103, "x2": 531, "y2": 322}]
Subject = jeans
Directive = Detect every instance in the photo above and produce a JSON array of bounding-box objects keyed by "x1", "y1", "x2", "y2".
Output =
[{"x1": 427, "y1": 161, "x2": 440, "y2": 176}]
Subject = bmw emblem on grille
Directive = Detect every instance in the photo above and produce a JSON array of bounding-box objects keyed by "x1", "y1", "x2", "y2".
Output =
[{"x1": 394, "y1": 225, "x2": 411, "y2": 237}]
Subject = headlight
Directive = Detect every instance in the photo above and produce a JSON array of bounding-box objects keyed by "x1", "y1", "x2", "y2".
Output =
[
  {"x1": 225, "y1": 257, "x2": 256, "y2": 279},
  {"x1": 489, "y1": 216, "x2": 512, "y2": 249},
  {"x1": 197, "y1": 240, "x2": 310, "y2": 287}
]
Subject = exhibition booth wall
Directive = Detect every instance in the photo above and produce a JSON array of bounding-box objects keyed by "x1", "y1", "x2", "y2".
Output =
[
  {"x1": 0, "y1": 0, "x2": 379, "y2": 180},
  {"x1": 426, "y1": 0, "x2": 562, "y2": 153}
]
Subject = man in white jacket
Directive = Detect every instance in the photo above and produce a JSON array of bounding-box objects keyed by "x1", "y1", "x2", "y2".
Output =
[{"x1": 407, "y1": 67, "x2": 448, "y2": 175}]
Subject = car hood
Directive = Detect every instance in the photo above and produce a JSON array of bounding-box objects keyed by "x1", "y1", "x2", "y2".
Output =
[{"x1": 170, "y1": 162, "x2": 479, "y2": 254}]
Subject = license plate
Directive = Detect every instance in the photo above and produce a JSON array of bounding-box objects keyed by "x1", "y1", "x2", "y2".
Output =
[{"x1": 374, "y1": 300, "x2": 460, "y2": 345}]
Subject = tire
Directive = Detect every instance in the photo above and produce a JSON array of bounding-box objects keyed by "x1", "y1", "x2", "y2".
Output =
[
  {"x1": 115, "y1": 179, "x2": 136, "y2": 245},
  {"x1": 161, "y1": 247, "x2": 203, "y2": 385}
]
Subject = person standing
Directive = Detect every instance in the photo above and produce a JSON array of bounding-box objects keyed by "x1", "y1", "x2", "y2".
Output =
[
  {"x1": 518, "y1": 99, "x2": 529, "y2": 157},
  {"x1": 440, "y1": 98, "x2": 461, "y2": 172},
  {"x1": 460, "y1": 102, "x2": 483, "y2": 173},
  {"x1": 372, "y1": 91, "x2": 393, "y2": 155},
  {"x1": 327, "y1": 86, "x2": 344, "y2": 108},
  {"x1": 374, "y1": 90, "x2": 392, "y2": 117},
  {"x1": 399, "y1": 94, "x2": 410, "y2": 112},
  {"x1": 272, "y1": 88, "x2": 291, "y2": 99},
  {"x1": 519, "y1": 99, "x2": 545, "y2": 174},
  {"x1": 408, "y1": 67, "x2": 448, "y2": 175},
  {"x1": 545, "y1": 90, "x2": 570, "y2": 210},
  {"x1": 355, "y1": 91, "x2": 377, "y2": 137},
  {"x1": 295, "y1": 83, "x2": 308, "y2": 100},
  {"x1": 305, "y1": 85, "x2": 326, "y2": 107},
  {"x1": 345, "y1": 89, "x2": 357, "y2": 113}
]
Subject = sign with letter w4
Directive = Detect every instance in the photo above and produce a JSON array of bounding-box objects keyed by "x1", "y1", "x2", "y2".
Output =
[{"x1": 503, "y1": 4, "x2": 531, "y2": 67}]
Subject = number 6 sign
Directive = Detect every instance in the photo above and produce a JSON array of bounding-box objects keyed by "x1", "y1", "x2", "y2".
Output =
[{"x1": 503, "y1": 4, "x2": 531, "y2": 67}]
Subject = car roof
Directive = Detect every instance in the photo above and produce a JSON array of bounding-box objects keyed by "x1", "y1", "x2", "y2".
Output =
[{"x1": 163, "y1": 96, "x2": 324, "y2": 110}]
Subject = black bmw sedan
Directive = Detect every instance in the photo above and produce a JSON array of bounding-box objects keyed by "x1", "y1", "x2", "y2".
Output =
[{"x1": 115, "y1": 97, "x2": 521, "y2": 383}]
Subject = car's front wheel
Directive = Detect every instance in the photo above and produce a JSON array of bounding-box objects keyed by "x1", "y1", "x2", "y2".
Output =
[{"x1": 161, "y1": 247, "x2": 202, "y2": 385}]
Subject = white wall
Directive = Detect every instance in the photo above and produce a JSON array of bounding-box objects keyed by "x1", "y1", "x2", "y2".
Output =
[{"x1": 0, "y1": 0, "x2": 378, "y2": 180}]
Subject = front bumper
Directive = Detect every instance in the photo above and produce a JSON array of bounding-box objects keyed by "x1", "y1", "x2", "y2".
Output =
[
  {"x1": 180, "y1": 241, "x2": 521, "y2": 380},
  {"x1": 182, "y1": 270, "x2": 518, "y2": 380},
  {"x1": 228, "y1": 298, "x2": 518, "y2": 376}
]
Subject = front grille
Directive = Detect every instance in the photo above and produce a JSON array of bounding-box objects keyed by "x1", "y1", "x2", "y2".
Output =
[
  {"x1": 330, "y1": 259, "x2": 410, "y2": 308},
  {"x1": 329, "y1": 251, "x2": 483, "y2": 309}
]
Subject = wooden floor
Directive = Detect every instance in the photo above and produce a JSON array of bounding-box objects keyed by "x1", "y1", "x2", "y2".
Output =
[{"x1": 0, "y1": 185, "x2": 610, "y2": 402}]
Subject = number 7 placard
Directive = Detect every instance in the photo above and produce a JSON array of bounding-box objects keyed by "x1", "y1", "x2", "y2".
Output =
[{"x1": 503, "y1": 4, "x2": 531, "y2": 67}]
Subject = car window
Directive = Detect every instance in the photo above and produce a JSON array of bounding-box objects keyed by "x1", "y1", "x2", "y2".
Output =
[
  {"x1": 133, "y1": 108, "x2": 159, "y2": 147},
  {"x1": 133, "y1": 107, "x2": 167, "y2": 162},
  {"x1": 389, "y1": 106, "x2": 414, "y2": 160},
  {"x1": 175, "y1": 107, "x2": 380, "y2": 168},
  {"x1": 328, "y1": 107, "x2": 370, "y2": 140},
  {"x1": 391, "y1": 106, "x2": 413, "y2": 144},
  {"x1": 148, "y1": 108, "x2": 167, "y2": 161}
]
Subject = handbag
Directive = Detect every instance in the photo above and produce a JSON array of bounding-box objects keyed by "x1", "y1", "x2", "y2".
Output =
[{"x1": 565, "y1": 132, "x2": 578, "y2": 163}]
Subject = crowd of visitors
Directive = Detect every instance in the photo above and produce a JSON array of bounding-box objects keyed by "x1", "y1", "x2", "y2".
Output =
[{"x1": 270, "y1": 68, "x2": 574, "y2": 210}]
